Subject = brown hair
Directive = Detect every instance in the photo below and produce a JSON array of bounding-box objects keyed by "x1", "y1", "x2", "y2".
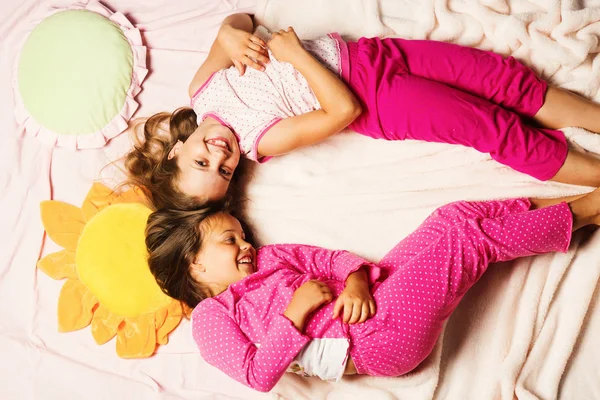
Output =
[
  {"x1": 146, "y1": 204, "x2": 257, "y2": 310},
  {"x1": 124, "y1": 107, "x2": 252, "y2": 211},
  {"x1": 145, "y1": 203, "x2": 225, "y2": 309}
]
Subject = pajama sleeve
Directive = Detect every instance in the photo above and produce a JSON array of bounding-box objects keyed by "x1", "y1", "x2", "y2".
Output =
[
  {"x1": 257, "y1": 244, "x2": 381, "y2": 284},
  {"x1": 192, "y1": 300, "x2": 310, "y2": 393}
]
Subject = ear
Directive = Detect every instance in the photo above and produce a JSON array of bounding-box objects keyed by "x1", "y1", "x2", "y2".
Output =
[
  {"x1": 190, "y1": 260, "x2": 205, "y2": 273},
  {"x1": 168, "y1": 140, "x2": 183, "y2": 160}
]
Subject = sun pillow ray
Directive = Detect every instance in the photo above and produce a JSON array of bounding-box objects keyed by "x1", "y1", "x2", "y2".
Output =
[{"x1": 37, "y1": 183, "x2": 183, "y2": 358}]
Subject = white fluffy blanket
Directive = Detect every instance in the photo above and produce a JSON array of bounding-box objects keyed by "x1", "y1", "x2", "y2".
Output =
[{"x1": 252, "y1": 0, "x2": 600, "y2": 398}]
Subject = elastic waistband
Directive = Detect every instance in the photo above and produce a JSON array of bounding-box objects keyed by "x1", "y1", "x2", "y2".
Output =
[
  {"x1": 344, "y1": 40, "x2": 360, "y2": 84},
  {"x1": 347, "y1": 40, "x2": 359, "y2": 60}
]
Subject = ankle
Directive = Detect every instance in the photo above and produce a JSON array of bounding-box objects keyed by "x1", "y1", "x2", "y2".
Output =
[
  {"x1": 571, "y1": 213, "x2": 591, "y2": 231},
  {"x1": 569, "y1": 200, "x2": 599, "y2": 230}
]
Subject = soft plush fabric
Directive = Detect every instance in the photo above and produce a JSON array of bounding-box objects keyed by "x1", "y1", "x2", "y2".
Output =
[
  {"x1": 254, "y1": 0, "x2": 389, "y2": 39},
  {"x1": 77, "y1": 203, "x2": 173, "y2": 317},
  {"x1": 251, "y1": 1, "x2": 600, "y2": 399},
  {"x1": 13, "y1": 1, "x2": 147, "y2": 148},
  {"x1": 37, "y1": 183, "x2": 183, "y2": 358}
]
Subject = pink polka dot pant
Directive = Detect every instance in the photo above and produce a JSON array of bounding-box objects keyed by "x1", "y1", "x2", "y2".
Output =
[{"x1": 348, "y1": 198, "x2": 573, "y2": 376}]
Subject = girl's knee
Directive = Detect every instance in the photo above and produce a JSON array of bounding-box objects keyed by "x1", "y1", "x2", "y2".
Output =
[{"x1": 430, "y1": 201, "x2": 473, "y2": 221}]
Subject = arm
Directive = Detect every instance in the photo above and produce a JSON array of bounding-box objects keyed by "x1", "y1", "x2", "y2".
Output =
[
  {"x1": 193, "y1": 302, "x2": 309, "y2": 393},
  {"x1": 265, "y1": 247, "x2": 376, "y2": 326},
  {"x1": 258, "y1": 245, "x2": 381, "y2": 285},
  {"x1": 188, "y1": 14, "x2": 269, "y2": 98},
  {"x1": 257, "y1": 28, "x2": 362, "y2": 157}
]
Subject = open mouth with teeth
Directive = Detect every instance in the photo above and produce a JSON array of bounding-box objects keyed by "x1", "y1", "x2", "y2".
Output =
[
  {"x1": 205, "y1": 137, "x2": 231, "y2": 152},
  {"x1": 238, "y1": 254, "x2": 254, "y2": 274},
  {"x1": 238, "y1": 255, "x2": 252, "y2": 264}
]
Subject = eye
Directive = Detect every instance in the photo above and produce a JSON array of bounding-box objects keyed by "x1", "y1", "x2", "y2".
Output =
[
  {"x1": 224, "y1": 236, "x2": 235, "y2": 244},
  {"x1": 219, "y1": 167, "x2": 231, "y2": 176},
  {"x1": 196, "y1": 160, "x2": 208, "y2": 167}
]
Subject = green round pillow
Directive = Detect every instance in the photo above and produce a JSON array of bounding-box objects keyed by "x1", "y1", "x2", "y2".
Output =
[{"x1": 14, "y1": 2, "x2": 147, "y2": 148}]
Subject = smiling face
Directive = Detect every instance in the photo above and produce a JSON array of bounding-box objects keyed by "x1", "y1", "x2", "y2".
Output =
[
  {"x1": 191, "y1": 212, "x2": 256, "y2": 296},
  {"x1": 169, "y1": 118, "x2": 241, "y2": 201}
]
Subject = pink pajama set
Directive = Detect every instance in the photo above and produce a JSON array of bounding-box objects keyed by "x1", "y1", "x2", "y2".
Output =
[
  {"x1": 191, "y1": 27, "x2": 567, "y2": 180},
  {"x1": 191, "y1": 199, "x2": 572, "y2": 392}
]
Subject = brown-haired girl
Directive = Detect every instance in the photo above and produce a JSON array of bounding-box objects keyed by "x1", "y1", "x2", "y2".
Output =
[{"x1": 145, "y1": 188, "x2": 600, "y2": 392}]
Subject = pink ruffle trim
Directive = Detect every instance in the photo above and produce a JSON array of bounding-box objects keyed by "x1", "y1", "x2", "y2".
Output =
[{"x1": 12, "y1": 0, "x2": 148, "y2": 149}]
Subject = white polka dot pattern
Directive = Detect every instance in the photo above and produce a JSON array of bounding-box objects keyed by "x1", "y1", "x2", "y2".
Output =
[
  {"x1": 190, "y1": 33, "x2": 345, "y2": 162},
  {"x1": 191, "y1": 199, "x2": 572, "y2": 391},
  {"x1": 191, "y1": 244, "x2": 378, "y2": 392},
  {"x1": 348, "y1": 199, "x2": 572, "y2": 376}
]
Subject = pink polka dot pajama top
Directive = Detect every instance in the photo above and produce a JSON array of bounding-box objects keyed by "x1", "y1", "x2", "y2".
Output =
[
  {"x1": 191, "y1": 27, "x2": 567, "y2": 181},
  {"x1": 191, "y1": 198, "x2": 572, "y2": 392}
]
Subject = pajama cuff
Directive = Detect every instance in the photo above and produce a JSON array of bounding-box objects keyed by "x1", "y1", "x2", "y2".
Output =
[
  {"x1": 277, "y1": 314, "x2": 312, "y2": 346},
  {"x1": 333, "y1": 251, "x2": 381, "y2": 284},
  {"x1": 553, "y1": 202, "x2": 573, "y2": 253}
]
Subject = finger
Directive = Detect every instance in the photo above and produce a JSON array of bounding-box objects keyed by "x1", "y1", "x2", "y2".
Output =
[
  {"x1": 343, "y1": 301, "x2": 353, "y2": 323},
  {"x1": 248, "y1": 35, "x2": 266, "y2": 48},
  {"x1": 287, "y1": 26, "x2": 294, "y2": 32},
  {"x1": 247, "y1": 42, "x2": 270, "y2": 58},
  {"x1": 369, "y1": 300, "x2": 377, "y2": 316},
  {"x1": 232, "y1": 60, "x2": 245, "y2": 76},
  {"x1": 359, "y1": 303, "x2": 370, "y2": 323},
  {"x1": 323, "y1": 292, "x2": 333, "y2": 304},
  {"x1": 243, "y1": 55, "x2": 265, "y2": 72},
  {"x1": 321, "y1": 288, "x2": 332, "y2": 298},
  {"x1": 349, "y1": 302, "x2": 361, "y2": 324},
  {"x1": 246, "y1": 49, "x2": 270, "y2": 65},
  {"x1": 332, "y1": 297, "x2": 343, "y2": 319}
]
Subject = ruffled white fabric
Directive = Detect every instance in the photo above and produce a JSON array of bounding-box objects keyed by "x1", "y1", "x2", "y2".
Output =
[{"x1": 12, "y1": 0, "x2": 148, "y2": 149}]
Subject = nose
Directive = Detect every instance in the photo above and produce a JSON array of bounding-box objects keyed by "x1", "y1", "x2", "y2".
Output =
[
  {"x1": 240, "y1": 240, "x2": 251, "y2": 251},
  {"x1": 208, "y1": 148, "x2": 228, "y2": 165}
]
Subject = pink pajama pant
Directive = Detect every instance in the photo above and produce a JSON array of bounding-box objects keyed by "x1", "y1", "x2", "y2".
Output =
[
  {"x1": 343, "y1": 38, "x2": 568, "y2": 181},
  {"x1": 348, "y1": 198, "x2": 572, "y2": 376}
]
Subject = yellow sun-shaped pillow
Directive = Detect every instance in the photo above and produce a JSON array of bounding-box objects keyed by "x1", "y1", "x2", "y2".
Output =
[{"x1": 37, "y1": 183, "x2": 183, "y2": 358}]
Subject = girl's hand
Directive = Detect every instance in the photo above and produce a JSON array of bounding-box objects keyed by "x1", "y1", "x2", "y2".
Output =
[
  {"x1": 217, "y1": 24, "x2": 270, "y2": 76},
  {"x1": 332, "y1": 268, "x2": 376, "y2": 324},
  {"x1": 293, "y1": 280, "x2": 333, "y2": 314},
  {"x1": 267, "y1": 27, "x2": 306, "y2": 64},
  {"x1": 284, "y1": 280, "x2": 333, "y2": 331}
]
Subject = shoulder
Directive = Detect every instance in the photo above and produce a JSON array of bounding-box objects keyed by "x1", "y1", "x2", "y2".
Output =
[
  {"x1": 192, "y1": 298, "x2": 219, "y2": 319},
  {"x1": 191, "y1": 297, "x2": 230, "y2": 324},
  {"x1": 189, "y1": 68, "x2": 232, "y2": 104},
  {"x1": 190, "y1": 297, "x2": 232, "y2": 336},
  {"x1": 257, "y1": 243, "x2": 329, "y2": 263},
  {"x1": 189, "y1": 69, "x2": 215, "y2": 100},
  {"x1": 259, "y1": 243, "x2": 329, "y2": 253}
]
